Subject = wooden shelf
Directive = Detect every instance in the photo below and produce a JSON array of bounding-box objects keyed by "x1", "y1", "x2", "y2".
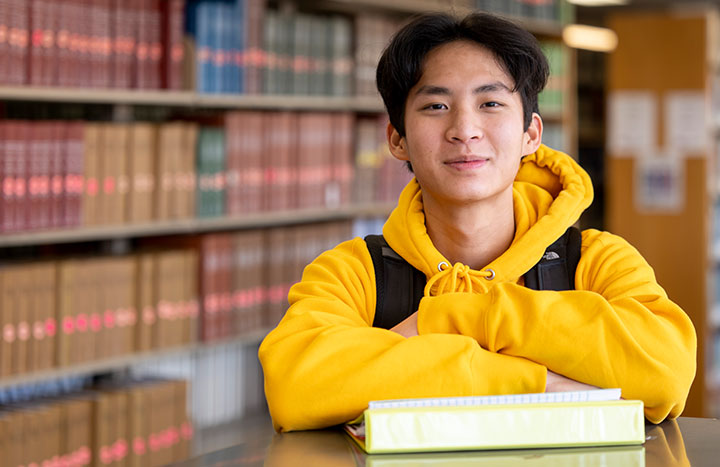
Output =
[
  {"x1": 0, "y1": 86, "x2": 385, "y2": 112},
  {"x1": 0, "y1": 202, "x2": 396, "y2": 247},
  {"x1": 0, "y1": 328, "x2": 270, "y2": 390},
  {"x1": 311, "y1": 0, "x2": 564, "y2": 36}
]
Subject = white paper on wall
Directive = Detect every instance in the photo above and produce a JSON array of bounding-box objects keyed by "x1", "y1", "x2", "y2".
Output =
[
  {"x1": 664, "y1": 90, "x2": 707, "y2": 154},
  {"x1": 607, "y1": 90, "x2": 657, "y2": 156},
  {"x1": 633, "y1": 150, "x2": 685, "y2": 214}
]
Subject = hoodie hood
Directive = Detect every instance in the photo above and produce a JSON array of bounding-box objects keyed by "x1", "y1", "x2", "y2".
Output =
[{"x1": 382, "y1": 144, "x2": 594, "y2": 291}]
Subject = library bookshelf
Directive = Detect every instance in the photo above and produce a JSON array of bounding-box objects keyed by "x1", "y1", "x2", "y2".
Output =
[{"x1": 0, "y1": 0, "x2": 577, "y2": 462}]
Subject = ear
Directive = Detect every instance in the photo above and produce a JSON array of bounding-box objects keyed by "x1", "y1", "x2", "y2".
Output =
[
  {"x1": 522, "y1": 112, "x2": 543, "y2": 156},
  {"x1": 387, "y1": 122, "x2": 410, "y2": 162}
]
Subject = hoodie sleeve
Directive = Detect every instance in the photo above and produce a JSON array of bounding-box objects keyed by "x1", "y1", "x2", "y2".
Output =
[
  {"x1": 258, "y1": 237, "x2": 547, "y2": 432},
  {"x1": 416, "y1": 229, "x2": 697, "y2": 423}
]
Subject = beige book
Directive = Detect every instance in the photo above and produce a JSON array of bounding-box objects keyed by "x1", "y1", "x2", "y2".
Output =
[
  {"x1": 101, "y1": 123, "x2": 130, "y2": 226},
  {"x1": 135, "y1": 253, "x2": 157, "y2": 352},
  {"x1": 0, "y1": 266, "x2": 14, "y2": 376},
  {"x1": 128, "y1": 123, "x2": 158, "y2": 223},
  {"x1": 83, "y1": 124, "x2": 103, "y2": 226},
  {"x1": 13, "y1": 264, "x2": 31, "y2": 375}
]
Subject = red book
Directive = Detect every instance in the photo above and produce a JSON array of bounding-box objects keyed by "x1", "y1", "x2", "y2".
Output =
[
  {"x1": 28, "y1": 0, "x2": 57, "y2": 86},
  {"x1": 7, "y1": 0, "x2": 29, "y2": 85},
  {"x1": 55, "y1": 0, "x2": 72, "y2": 86},
  {"x1": 29, "y1": 0, "x2": 45, "y2": 85},
  {"x1": 147, "y1": 0, "x2": 163, "y2": 89},
  {"x1": 162, "y1": 0, "x2": 184, "y2": 90},
  {"x1": 245, "y1": 0, "x2": 267, "y2": 94},
  {"x1": 264, "y1": 112, "x2": 296, "y2": 211},
  {"x1": 0, "y1": 121, "x2": 5, "y2": 230},
  {"x1": 111, "y1": 0, "x2": 136, "y2": 88},
  {"x1": 90, "y1": 0, "x2": 112, "y2": 88},
  {"x1": 331, "y1": 113, "x2": 355, "y2": 207},
  {"x1": 44, "y1": 0, "x2": 58, "y2": 85},
  {"x1": 136, "y1": 0, "x2": 162, "y2": 89},
  {"x1": 0, "y1": 2, "x2": 8, "y2": 84},
  {"x1": 217, "y1": 234, "x2": 234, "y2": 338},
  {"x1": 134, "y1": 0, "x2": 149, "y2": 89},
  {"x1": 223, "y1": 112, "x2": 242, "y2": 216},
  {"x1": 49, "y1": 121, "x2": 64, "y2": 229},
  {"x1": 28, "y1": 121, "x2": 52, "y2": 231},
  {"x1": 4, "y1": 121, "x2": 29, "y2": 232},
  {"x1": 64, "y1": 121, "x2": 84, "y2": 228}
]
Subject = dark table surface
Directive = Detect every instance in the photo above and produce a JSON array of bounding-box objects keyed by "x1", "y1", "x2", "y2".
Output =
[{"x1": 176, "y1": 416, "x2": 719, "y2": 466}]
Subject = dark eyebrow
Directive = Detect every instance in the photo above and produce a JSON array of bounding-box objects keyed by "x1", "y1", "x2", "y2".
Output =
[{"x1": 413, "y1": 82, "x2": 513, "y2": 97}]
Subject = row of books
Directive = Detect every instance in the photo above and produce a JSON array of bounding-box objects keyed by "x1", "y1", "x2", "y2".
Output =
[
  {"x1": 131, "y1": 339, "x2": 266, "y2": 428},
  {"x1": 0, "y1": 112, "x2": 401, "y2": 233},
  {"x1": 0, "y1": 378, "x2": 192, "y2": 467},
  {"x1": 0, "y1": 0, "x2": 185, "y2": 89},
  {"x1": 0, "y1": 221, "x2": 353, "y2": 377},
  {"x1": 258, "y1": 9, "x2": 353, "y2": 96},
  {"x1": 474, "y1": 0, "x2": 574, "y2": 24},
  {"x1": 538, "y1": 40, "x2": 567, "y2": 117},
  {"x1": 0, "y1": 249, "x2": 198, "y2": 376}
]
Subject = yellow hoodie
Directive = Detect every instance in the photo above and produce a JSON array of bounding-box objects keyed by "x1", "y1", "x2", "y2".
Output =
[{"x1": 259, "y1": 145, "x2": 697, "y2": 432}]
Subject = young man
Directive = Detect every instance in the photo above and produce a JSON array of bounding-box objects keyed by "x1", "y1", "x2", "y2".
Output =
[{"x1": 259, "y1": 12, "x2": 697, "y2": 432}]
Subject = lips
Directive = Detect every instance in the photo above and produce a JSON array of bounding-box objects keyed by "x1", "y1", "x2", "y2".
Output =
[{"x1": 445, "y1": 157, "x2": 489, "y2": 170}]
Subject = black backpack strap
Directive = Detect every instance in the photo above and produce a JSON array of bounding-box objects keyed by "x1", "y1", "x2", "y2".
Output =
[
  {"x1": 523, "y1": 226, "x2": 582, "y2": 291},
  {"x1": 365, "y1": 235, "x2": 426, "y2": 329}
]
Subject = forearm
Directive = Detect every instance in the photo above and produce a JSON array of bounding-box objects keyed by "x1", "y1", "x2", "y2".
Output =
[
  {"x1": 416, "y1": 286, "x2": 696, "y2": 422},
  {"x1": 259, "y1": 309, "x2": 547, "y2": 431}
]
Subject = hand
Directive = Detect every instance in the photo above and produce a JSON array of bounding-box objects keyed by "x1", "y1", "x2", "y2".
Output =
[
  {"x1": 390, "y1": 311, "x2": 419, "y2": 338},
  {"x1": 545, "y1": 370, "x2": 598, "y2": 393}
]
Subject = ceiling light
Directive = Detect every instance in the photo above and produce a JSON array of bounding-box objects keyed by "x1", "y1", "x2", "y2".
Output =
[
  {"x1": 562, "y1": 24, "x2": 619, "y2": 52},
  {"x1": 566, "y1": 0, "x2": 629, "y2": 6}
]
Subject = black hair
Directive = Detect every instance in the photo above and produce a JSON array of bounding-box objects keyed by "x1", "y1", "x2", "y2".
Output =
[{"x1": 376, "y1": 12, "x2": 550, "y2": 137}]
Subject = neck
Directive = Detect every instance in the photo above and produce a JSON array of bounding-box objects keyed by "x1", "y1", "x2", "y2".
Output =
[{"x1": 424, "y1": 189, "x2": 515, "y2": 270}]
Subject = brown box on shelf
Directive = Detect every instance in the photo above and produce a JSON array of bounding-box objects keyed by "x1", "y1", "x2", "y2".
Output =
[
  {"x1": 128, "y1": 123, "x2": 158, "y2": 224},
  {"x1": 83, "y1": 123, "x2": 103, "y2": 227}
]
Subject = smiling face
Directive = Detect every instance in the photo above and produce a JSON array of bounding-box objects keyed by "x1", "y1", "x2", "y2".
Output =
[{"x1": 387, "y1": 40, "x2": 542, "y2": 209}]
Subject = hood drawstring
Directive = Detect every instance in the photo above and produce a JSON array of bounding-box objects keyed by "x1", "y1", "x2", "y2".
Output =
[{"x1": 424, "y1": 262, "x2": 495, "y2": 297}]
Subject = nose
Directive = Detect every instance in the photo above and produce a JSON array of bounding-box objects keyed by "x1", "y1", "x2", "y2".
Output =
[{"x1": 445, "y1": 106, "x2": 482, "y2": 144}]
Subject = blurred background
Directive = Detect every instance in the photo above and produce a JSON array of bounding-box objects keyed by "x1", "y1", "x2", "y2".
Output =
[{"x1": 0, "y1": 0, "x2": 717, "y2": 464}]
